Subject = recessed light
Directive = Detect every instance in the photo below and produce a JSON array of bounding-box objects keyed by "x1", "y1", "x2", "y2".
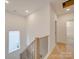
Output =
[
  {"x1": 25, "y1": 10, "x2": 29, "y2": 13},
  {"x1": 66, "y1": 9, "x2": 70, "y2": 11},
  {"x1": 5, "y1": 0, "x2": 9, "y2": 4}
]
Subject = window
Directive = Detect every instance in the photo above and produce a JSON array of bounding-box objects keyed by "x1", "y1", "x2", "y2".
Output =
[{"x1": 9, "y1": 31, "x2": 20, "y2": 53}]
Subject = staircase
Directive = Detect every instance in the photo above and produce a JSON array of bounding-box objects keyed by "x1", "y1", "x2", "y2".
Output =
[{"x1": 48, "y1": 43, "x2": 74, "y2": 59}]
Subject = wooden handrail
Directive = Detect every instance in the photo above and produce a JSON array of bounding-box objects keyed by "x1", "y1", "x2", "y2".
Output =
[
  {"x1": 35, "y1": 37, "x2": 40, "y2": 59},
  {"x1": 20, "y1": 39, "x2": 36, "y2": 54}
]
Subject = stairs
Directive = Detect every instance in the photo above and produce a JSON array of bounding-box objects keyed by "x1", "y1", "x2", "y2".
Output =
[{"x1": 48, "y1": 43, "x2": 74, "y2": 59}]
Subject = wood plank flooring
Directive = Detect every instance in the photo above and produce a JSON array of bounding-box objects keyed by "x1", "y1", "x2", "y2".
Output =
[{"x1": 48, "y1": 43, "x2": 74, "y2": 59}]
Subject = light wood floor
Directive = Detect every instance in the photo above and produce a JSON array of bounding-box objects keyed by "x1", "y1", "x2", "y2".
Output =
[{"x1": 48, "y1": 43, "x2": 74, "y2": 59}]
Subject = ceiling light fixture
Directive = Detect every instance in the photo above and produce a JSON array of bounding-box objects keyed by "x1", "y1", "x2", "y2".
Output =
[
  {"x1": 5, "y1": 0, "x2": 9, "y2": 4},
  {"x1": 66, "y1": 9, "x2": 70, "y2": 11},
  {"x1": 25, "y1": 10, "x2": 29, "y2": 13}
]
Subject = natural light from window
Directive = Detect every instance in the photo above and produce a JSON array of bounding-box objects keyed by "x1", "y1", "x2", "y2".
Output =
[{"x1": 9, "y1": 31, "x2": 20, "y2": 53}]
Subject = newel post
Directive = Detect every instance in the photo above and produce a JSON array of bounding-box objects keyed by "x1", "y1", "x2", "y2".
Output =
[{"x1": 35, "y1": 37, "x2": 40, "y2": 59}]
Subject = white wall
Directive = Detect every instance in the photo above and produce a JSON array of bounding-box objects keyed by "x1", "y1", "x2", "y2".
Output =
[
  {"x1": 26, "y1": 4, "x2": 57, "y2": 56},
  {"x1": 57, "y1": 13, "x2": 74, "y2": 43},
  {"x1": 66, "y1": 21, "x2": 74, "y2": 44},
  {"x1": 5, "y1": 12, "x2": 26, "y2": 59},
  {"x1": 48, "y1": 5, "x2": 57, "y2": 52},
  {"x1": 26, "y1": 5, "x2": 50, "y2": 45}
]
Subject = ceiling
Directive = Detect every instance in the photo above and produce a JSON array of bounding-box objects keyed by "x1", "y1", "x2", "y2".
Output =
[{"x1": 5, "y1": 0, "x2": 74, "y2": 17}]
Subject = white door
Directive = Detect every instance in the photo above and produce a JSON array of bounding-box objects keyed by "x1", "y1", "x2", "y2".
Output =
[{"x1": 66, "y1": 21, "x2": 74, "y2": 44}]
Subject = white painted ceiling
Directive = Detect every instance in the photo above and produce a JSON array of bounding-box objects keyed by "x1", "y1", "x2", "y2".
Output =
[{"x1": 5, "y1": 0, "x2": 74, "y2": 17}]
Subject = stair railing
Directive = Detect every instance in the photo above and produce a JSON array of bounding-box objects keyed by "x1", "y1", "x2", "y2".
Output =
[
  {"x1": 20, "y1": 36, "x2": 48, "y2": 59},
  {"x1": 20, "y1": 37, "x2": 40, "y2": 59}
]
